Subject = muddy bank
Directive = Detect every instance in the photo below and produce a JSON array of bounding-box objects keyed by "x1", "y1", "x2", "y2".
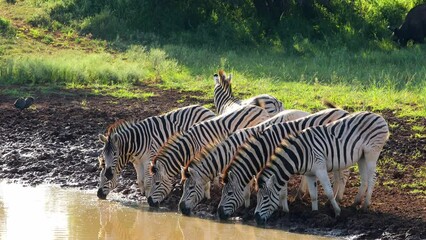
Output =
[{"x1": 0, "y1": 88, "x2": 425, "y2": 239}]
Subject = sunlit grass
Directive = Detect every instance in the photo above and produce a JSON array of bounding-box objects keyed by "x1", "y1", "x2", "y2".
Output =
[{"x1": 1, "y1": 1, "x2": 426, "y2": 117}]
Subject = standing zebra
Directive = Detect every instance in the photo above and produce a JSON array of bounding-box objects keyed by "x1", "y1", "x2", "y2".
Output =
[
  {"x1": 178, "y1": 110, "x2": 310, "y2": 215},
  {"x1": 217, "y1": 108, "x2": 349, "y2": 220},
  {"x1": 214, "y1": 70, "x2": 283, "y2": 116},
  {"x1": 147, "y1": 105, "x2": 270, "y2": 207},
  {"x1": 254, "y1": 112, "x2": 389, "y2": 224},
  {"x1": 97, "y1": 105, "x2": 216, "y2": 199}
]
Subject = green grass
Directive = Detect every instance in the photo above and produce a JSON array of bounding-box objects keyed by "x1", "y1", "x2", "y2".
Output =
[
  {"x1": 1, "y1": 42, "x2": 425, "y2": 117},
  {"x1": 1, "y1": 1, "x2": 425, "y2": 118}
]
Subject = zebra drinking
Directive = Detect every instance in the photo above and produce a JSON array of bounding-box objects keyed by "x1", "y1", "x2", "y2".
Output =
[
  {"x1": 217, "y1": 108, "x2": 349, "y2": 220},
  {"x1": 254, "y1": 111, "x2": 389, "y2": 224},
  {"x1": 147, "y1": 105, "x2": 270, "y2": 207},
  {"x1": 214, "y1": 70, "x2": 283, "y2": 116},
  {"x1": 178, "y1": 110, "x2": 310, "y2": 215},
  {"x1": 97, "y1": 105, "x2": 216, "y2": 199}
]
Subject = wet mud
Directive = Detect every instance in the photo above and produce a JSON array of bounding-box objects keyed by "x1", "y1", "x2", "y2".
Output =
[{"x1": 0, "y1": 87, "x2": 425, "y2": 239}]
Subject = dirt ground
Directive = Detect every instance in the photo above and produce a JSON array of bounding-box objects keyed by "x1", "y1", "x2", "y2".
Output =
[{"x1": 0, "y1": 87, "x2": 425, "y2": 239}]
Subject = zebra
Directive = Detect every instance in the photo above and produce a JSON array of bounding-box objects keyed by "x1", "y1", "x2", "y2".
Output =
[
  {"x1": 147, "y1": 105, "x2": 270, "y2": 207},
  {"x1": 178, "y1": 110, "x2": 310, "y2": 215},
  {"x1": 217, "y1": 108, "x2": 350, "y2": 220},
  {"x1": 254, "y1": 111, "x2": 389, "y2": 224},
  {"x1": 96, "y1": 105, "x2": 216, "y2": 200},
  {"x1": 214, "y1": 70, "x2": 283, "y2": 116}
]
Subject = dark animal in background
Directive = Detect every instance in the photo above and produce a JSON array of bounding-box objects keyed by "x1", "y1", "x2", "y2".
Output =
[
  {"x1": 389, "y1": 4, "x2": 426, "y2": 47},
  {"x1": 14, "y1": 97, "x2": 34, "y2": 110}
]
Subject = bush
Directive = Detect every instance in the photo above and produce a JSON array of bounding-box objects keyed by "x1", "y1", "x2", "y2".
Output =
[
  {"x1": 79, "y1": 9, "x2": 127, "y2": 40},
  {"x1": 42, "y1": 0, "x2": 424, "y2": 49},
  {"x1": 0, "y1": 17, "x2": 15, "y2": 37}
]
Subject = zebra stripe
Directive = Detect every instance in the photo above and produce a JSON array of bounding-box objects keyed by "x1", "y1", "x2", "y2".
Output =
[
  {"x1": 178, "y1": 110, "x2": 310, "y2": 215},
  {"x1": 147, "y1": 105, "x2": 270, "y2": 207},
  {"x1": 214, "y1": 70, "x2": 283, "y2": 116},
  {"x1": 254, "y1": 111, "x2": 389, "y2": 224},
  {"x1": 217, "y1": 108, "x2": 349, "y2": 220},
  {"x1": 96, "y1": 105, "x2": 216, "y2": 199}
]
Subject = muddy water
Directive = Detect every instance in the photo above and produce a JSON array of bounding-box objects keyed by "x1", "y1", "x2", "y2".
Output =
[{"x1": 0, "y1": 183, "x2": 335, "y2": 240}]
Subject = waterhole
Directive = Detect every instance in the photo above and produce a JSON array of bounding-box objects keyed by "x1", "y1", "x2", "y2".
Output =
[{"x1": 0, "y1": 182, "x2": 336, "y2": 239}]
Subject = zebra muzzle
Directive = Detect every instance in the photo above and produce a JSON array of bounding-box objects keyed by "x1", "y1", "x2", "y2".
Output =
[
  {"x1": 179, "y1": 202, "x2": 191, "y2": 216},
  {"x1": 97, "y1": 188, "x2": 107, "y2": 200},
  {"x1": 217, "y1": 206, "x2": 230, "y2": 220},
  {"x1": 254, "y1": 212, "x2": 267, "y2": 226},
  {"x1": 147, "y1": 196, "x2": 159, "y2": 208}
]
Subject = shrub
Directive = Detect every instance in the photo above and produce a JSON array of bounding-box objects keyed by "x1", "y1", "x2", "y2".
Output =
[{"x1": 0, "y1": 17, "x2": 15, "y2": 37}]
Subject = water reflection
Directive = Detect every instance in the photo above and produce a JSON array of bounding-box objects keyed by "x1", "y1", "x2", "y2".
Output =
[{"x1": 0, "y1": 183, "x2": 335, "y2": 240}]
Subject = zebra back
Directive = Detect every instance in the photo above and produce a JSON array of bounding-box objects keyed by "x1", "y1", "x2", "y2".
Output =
[
  {"x1": 222, "y1": 108, "x2": 349, "y2": 185},
  {"x1": 184, "y1": 110, "x2": 310, "y2": 182}
]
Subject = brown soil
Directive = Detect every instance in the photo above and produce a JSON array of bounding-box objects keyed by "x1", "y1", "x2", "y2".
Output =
[{"x1": 0, "y1": 87, "x2": 425, "y2": 239}]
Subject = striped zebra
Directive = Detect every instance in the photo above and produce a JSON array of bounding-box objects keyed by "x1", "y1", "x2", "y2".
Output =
[
  {"x1": 217, "y1": 108, "x2": 349, "y2": 220},
  {"x1": 214, "y1": 70, "x2": 283, "y2": 116},
  {"x1": 96, "y1": 105, "x2": 216, "y2": 199},
  {"x1": 178, "y1": 110, "x2": 310, "y2": 215},
  {"x1": 147, "y1": 105, "x2": 270, "y2": 207},
  {"x1": 254, "y1": 111, "x2": 389, "y2": 224}
]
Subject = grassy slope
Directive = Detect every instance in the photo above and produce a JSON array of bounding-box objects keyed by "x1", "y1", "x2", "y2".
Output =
[{"x1": 0, "y1": 1, "x2": 425, "y2": 118}]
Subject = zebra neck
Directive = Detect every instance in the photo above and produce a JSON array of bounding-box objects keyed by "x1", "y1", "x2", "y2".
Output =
[{"x1": 214, "y1": 85, "x2": 240, "y2": 114}]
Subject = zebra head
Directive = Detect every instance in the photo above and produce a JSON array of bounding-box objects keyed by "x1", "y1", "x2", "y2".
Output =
[
  {"x1": 147, "y1": 160, "x2": 174, "y2": 207},
  {"x1": 254, "y1": 174, "x2": 282, "y2": 225},
  {"x1": 215, "y1": 70, "x2": 232, "y2": 87},
  {"x1": 97, "y1": 133, "x2": 120, "y2": 199},
  {"x1": 217, "y1": 170, "x2": 251, "y2": 220},
  {"x1": 178, "y1": 166, "x2": 209, "y2": 216}
]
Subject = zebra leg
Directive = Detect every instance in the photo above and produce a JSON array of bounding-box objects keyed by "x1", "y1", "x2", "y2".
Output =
[
  {"x1": 295, "y1": 176, "x2": 308, "y2": 201},
  {"x1": 316, "y1": 170, "x2": 341, "y2": 217},
  {"x1": 353, "y1": 158, "x2": 368, "y2": 207},
  {"x1": 205, "y1": 181, "x2": 211, "y2": 200},
  {"x1": 363, "y1": 151, "x2": 380, "y2": 211},
  {"x1": 279, "y1": 182, "x2": 289, "y2": 212},
  {"x1": 305, "y1": 175, "x2": 318, "y2": 211},
  {"x1": 333, "y1": 169, "x2": 349, "y2": 203},
  {"x1": 133, "y1": 161, "x2": 145, "y2": 195},
  {"x1": 244, "y1": 184, "x2": 251, "y2": 208}
]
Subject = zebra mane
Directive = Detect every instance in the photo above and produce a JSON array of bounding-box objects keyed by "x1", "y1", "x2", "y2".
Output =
[
  {"x1": 105, "y1": 118, "x2": 143, "y2": 137},
  {"x1": 150, "y1": 131, "x2": 183, "y2": 169},
  {"x1": 187, "y1": 141, "x2": 217, "y2": 167},
  {"x1": 182, "y1": 139, "x2": 223, "y2": 182}
]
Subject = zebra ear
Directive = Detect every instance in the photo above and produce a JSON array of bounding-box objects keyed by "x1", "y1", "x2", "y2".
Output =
[
  {"x1": 218, "y1": 70, "x2": 226, "y2": 82},
  {"x1": 180, "y1": 166, "x2": 185, "y2": 177},
  {"x1": 99, "y1": 134, "x2": 107, "y2": 143},
  {"x1": 266, "y1": 174, "x2": 276, "y2": 188},
  {"x1": 227, "y1": 74, "x2": 232, "y2": 84},
  {"x1": 227, "y1": 170, "x2": 234, "y2": 181},
  {"x1": 213, "y1": 73, "x2": 220, "y2": 84},
  {"x1": 110, "y1": 133, "x2": 119, "y2": 144},
  {"x1": 180, "y1": 166, "x2": 187, "y2": 184}
]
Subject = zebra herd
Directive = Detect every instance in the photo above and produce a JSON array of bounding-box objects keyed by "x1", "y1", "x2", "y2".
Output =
[{"x1": 97, "y1": 70, "x2": 389, "y2": 225}]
